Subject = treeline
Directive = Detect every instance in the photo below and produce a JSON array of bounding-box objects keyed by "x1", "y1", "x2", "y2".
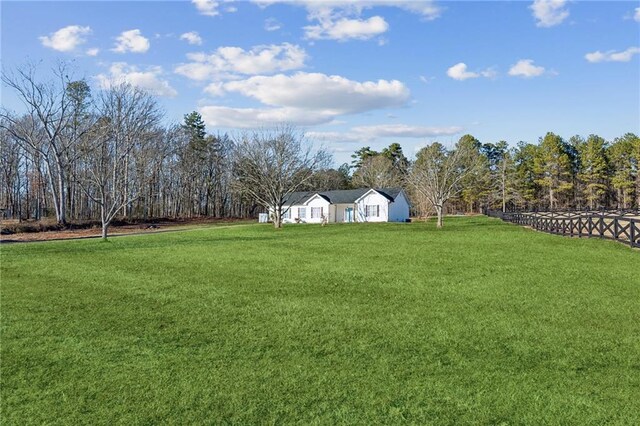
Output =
[
  {"x1": 0, "y1": 65, "x2": 261, "y2": 229},
  {"x1": 347, "y1": 133, "x2": 640, "y2": 215},
  {"x1": 1, "y1": 64, "x2": 638, "y2": 230}
]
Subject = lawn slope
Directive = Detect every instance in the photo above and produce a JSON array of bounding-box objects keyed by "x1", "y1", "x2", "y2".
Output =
[{"x1": 2, "y1": 217, "x2": 639, "y2": 424}]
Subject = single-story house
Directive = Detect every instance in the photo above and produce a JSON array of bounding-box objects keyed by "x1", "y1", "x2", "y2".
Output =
[{"x1": 276, "y1": 187, "x2": 410, "y2": 223}]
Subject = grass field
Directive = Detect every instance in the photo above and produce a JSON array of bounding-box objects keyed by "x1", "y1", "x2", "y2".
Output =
[{"x1": 2, "y1": 216, "x2": 639, "y2": 424}]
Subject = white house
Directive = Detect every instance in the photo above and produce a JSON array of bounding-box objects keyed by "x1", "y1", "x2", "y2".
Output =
[{"x1": 276, "y1": 188, "x2": 410, "y2": 224}]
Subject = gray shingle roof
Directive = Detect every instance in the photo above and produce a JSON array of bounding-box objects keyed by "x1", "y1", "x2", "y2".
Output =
[{"x1": 284, "y1": 188, "x2": 404, "y2": 205}]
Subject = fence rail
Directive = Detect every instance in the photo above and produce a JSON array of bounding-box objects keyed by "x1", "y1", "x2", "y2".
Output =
[{"x1": 486, "y1": 209, "x2": 640, "y2": 249}]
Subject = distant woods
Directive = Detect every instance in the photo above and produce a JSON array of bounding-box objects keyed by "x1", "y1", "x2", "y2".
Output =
[
  {"x1": 0, "y1": 64, "x2": 260, "y2": 237},
  {"x1": 1, "y1": 63, "x2": 639, "y2": 232},
  {"x1": 350, "y1": 133, "x2": 640, "y2": 220}
]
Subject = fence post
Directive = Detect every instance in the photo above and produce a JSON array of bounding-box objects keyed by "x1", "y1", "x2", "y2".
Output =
[
  {"x1": 569, "y1": 218, "x2": 573, "y2": 237},
  {"x1": 599, "y1": 211, "x2": 604, "y2": 238},
  {"x1": 577, "y1": 216, "x2": 582, "y2": 238}
]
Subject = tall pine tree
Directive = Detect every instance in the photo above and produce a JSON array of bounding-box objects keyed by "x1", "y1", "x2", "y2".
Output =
[
  {"x1": 578, "y1": 135, "x2": 609, "y2": 209},
  {"x1": 534, "y1": 132, "x2": 573, "y2": 209}
]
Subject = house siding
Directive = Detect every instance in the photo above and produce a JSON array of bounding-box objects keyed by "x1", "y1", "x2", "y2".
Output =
[
  {"x1": 388, "y1": 191, "x2": 410, "y2": 222},
  {"x1": 356, "y1": 191, "x2": 389, "y2": 222},
  {"x1": 273, "y1": 188, "x2": 410, "y2": 224}
]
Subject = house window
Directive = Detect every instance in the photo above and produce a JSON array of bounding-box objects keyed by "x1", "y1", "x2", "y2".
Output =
[
  {"x1": 282, "y1": 209, "x2": 291, "y2": 219},
  {"x1": 299, "y1": 207, "x2": 306, "y2": 219},
  {"x1": 311, "y1": 207, "x2": 323, "y2": 218},
  {"x1": 365, "y1": 205, "x2": 379, "y2": 217}
]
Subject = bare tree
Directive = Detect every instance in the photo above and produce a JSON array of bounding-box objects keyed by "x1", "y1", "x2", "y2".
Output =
[
  {"x1": 1, "y1": 63, "x2": 92, "y2": 224},
  {"x1": 0, "y1": 122, "x2": 23, "y2": 219},
  {"x1": 352, "y1": 155, "x2": 401, "y2": 188},
  {"x1": 409, "y1": 141, "x2": 483, "y2": 228},
  {"x1": 233, "y1": 126, "x2": 330, "y2": 228},
  {"x1": 78, "y1": 84, "x2": 162, "y2": 239}
]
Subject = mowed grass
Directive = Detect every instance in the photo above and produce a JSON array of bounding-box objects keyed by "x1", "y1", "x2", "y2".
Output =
[{"x1": 1, "y1": 217, "x2": 639, "y2": 425}]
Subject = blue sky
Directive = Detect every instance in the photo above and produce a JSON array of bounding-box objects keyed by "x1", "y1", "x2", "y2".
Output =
[{"x1": 2, "y1": 0, "x2": 639, "y2": 164}]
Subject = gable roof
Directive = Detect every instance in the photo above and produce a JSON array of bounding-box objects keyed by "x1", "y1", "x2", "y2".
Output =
[{"x1": 283, "y1": 187, "x2": 404, "y2": 206}]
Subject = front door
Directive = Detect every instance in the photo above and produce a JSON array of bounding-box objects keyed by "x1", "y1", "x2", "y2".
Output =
[{"x1": 345, "y1": 207, "x2": 354, "y2": 223}]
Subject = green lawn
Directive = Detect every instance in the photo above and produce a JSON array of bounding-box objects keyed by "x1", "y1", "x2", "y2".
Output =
[{"x1": 1, "y1": 217, "x2": 639, "y2": 424}]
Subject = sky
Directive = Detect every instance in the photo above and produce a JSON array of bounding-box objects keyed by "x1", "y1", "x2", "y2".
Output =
[{"x1": 1, "y1": 0, "x2": 639, "y2": 164}]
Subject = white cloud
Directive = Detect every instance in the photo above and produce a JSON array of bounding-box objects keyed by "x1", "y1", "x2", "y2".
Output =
[
  {"x1": 192, "y1": 0, "x2": 236, "y2": 16},
  {"x1": 192, "y1": 0, "x2": 221, "y2": 16},
  {"x1": 308, "y1": 124, "x2": 463, "y2": 144},
  {"x1": 352, "y1": 124, "x2": 463, "y2": 138},
  {"x1": 255, "y1": 1, "x2": 440, "y2": 42},
  {"x1": 221, "y1": 72, "x2": 410, "y2": 114},
  {"x1": 204, "y1": 82, "x2": 225, "y2": 96},
  {"x1": 254, "y1": 1, "x2": 441, "y2": 20},
  {"x1": 508, "y1": 59, "x2": 546, "y2": 78},
  {"x1": 480, "y1": 68, "x2": 498, "y2": 79},
  {"x1": 180, "y1": 31, "x2": 203, "y2": 45},
  {"x1": 199, "y1": 72, "x2": 410, "y2": 128},
  {"x1": 112, "y1": 29, "x2": 150, "y2": 53},
  {"x1": 304, "y1": 15, "x2": 388, "y2": 40},
  {"x1": 200, "y1": 106, "x2": 335, "y2": 127},
  {"x1": 86, "y1": 48, "x2": 100, "y2": 56},
  {"x1": 174, "y1": 43, "x2": 307, "y2": 80},
  {"x1": 39, "y1": 25, "x2": 91, "y2": 52},
  {"x1": 306, "y1": 131, "x2": 364, "y2": 143},
  {"x1": 94, "y1": 63, "x2": 177, "y2": 97},
  {"x1": 446, "y1": 63, "x2": 495, "y2": 81},
  {"x1": 530, "y1": 0, "x2": 569, "y2": 27},
  {"x1": 264, "y1": 18, "x2": 282, "y2": 31},
  {"x1": 447, "y1": 63, "x2": 478, "y2": 80},
  {"x1": 635, "y1": 7, "x2": 640, "y2": 22},
  {"x1": 585, "y1": 47, "x2": 640, "y2": 63}
]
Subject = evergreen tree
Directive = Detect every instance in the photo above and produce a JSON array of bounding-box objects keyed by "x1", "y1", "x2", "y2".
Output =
[
  {"x1": 578, "y1": 134, "x2": 609, "y2": 209},
  {"x1": 534, "y1": 132, "x2": 573, "y2": 209},
  {"x1": 458, "y1": 134, "x2": 490, "y2": 213},
  {"x1": 513, "y1": 142, "x2": 540, "y2": 209},
  {"x1": 608, "y1": 134, "x2": 637, "y2": 208},
  {"x1": 381, "y1": 142, "x2": 409, "y2": 176},
  {"x1": 483, "y1": 141, "x2": 517, "y2": 212},
  {"x1": 182, "y1": 111, "x2": 206, "y2": 145},
  {"x1": 350, "y1": 146, "x2": 378, "y2": 170},
  {"x1": 567, "y1": 135, "x2": 585, "y2": 208}
]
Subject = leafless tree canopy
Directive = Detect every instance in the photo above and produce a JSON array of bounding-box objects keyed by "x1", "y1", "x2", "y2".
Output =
[
  {"x1": 352, "y1": 155, "x2": 401, "y2": 188},
  {"x1": 1, "y1": 63, "x2": 93, "y2": 225},
  {"x1": 233, "y1": 126, "x2": 331, "y2": 228},
  {"x1": 76, "y1": 84, "x2": 162, "y2": 238},
  {"x1": 0, "y1": 63, "x2": 267, "y2": 236},
  {"x1": 409, "y1": 141, "x2": 483, "y2": 227}
]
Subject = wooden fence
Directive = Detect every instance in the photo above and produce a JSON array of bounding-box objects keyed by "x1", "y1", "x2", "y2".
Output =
[{"x1": 486, "y1": 209, "x2": 640, "y2": 249}]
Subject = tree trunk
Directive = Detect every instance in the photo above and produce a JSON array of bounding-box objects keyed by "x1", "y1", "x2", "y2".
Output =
[
  {"x1": 273, "y1": 205, "x2": 282, "y2": 228},
  {"x1": 435, "y1": 204, "x2": 443, "y2": 228},
  {"x1": 502, "y1": 179, "x2": 506, "y2": 213},
  {"x1": 56, "y1": 161, "x2": 67, "y2": 225},
  {"x1": 101, "y1": 204, "x2": 108, "y2": 240}
]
